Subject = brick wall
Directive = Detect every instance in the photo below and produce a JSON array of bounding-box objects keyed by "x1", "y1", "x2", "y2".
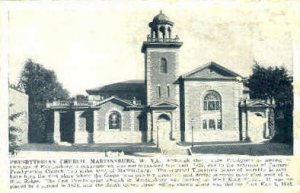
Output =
[
  {"x1": 145, "y1": 48, "x2": 179, "y2": 105},
  {"x1": 145, "y1": 48, "x2": 181, "y2": 143},
  {"x1": 93, "y1": 101, "x2": 144, "y2": 143},
  {"x1": 183, "y1": 80, "x2": 243, "y2": 142}
]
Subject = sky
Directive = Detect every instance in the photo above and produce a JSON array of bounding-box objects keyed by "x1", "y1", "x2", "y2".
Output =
[{"x1": 7, "y1": 1, "x2": 296, "y2": 96}]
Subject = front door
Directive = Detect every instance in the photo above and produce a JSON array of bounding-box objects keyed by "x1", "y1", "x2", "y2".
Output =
[{"x1": 157, "y1": 114, "x2": 172, "y2": 148}]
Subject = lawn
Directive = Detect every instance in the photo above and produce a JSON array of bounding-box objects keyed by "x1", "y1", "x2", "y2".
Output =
[
  {"x1": 189, "y1": 141, "x2": 293, "y2": 156},
  {"x1": 14, "y1": 141, "x2": 293, "y2": 157},
  {"x1": 15, "y1": 143, "x2": 161, "y2": 157}
]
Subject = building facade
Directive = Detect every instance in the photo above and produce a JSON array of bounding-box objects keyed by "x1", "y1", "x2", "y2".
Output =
[{"x1": 46, "y1": 12, "x2": 275, "y2": 147}]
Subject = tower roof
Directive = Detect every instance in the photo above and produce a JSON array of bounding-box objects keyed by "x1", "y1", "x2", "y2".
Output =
[{"x1": 149, "y1": 11, "x2": 174, "y2": 27}]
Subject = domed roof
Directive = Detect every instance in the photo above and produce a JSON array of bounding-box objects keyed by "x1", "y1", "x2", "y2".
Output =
[
  {"x1": 153, "y1": 11, "x2": 170, "y2": 22},
  {"x1": 149, "y1": 11, "x2": 174, "y2": 27}
]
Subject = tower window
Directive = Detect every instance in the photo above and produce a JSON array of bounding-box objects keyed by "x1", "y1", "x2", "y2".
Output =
[
  {"x1": 158, "y1": 85, "x2": 161, "y2": 98},
  {"x1": 167, "y1": 85, "x2": 170, "y2": 98},
  {"x1": 160, "y1": 58, "x2": 167, "y2": 73}
]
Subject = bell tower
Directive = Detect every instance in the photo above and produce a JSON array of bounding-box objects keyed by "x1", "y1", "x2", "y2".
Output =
[
  {"x1": 141, "y1": 11, "x2": 183, "y2": 106},
  {"x1": 142, "y1": 11, "x2": 183, "y2": 144}
]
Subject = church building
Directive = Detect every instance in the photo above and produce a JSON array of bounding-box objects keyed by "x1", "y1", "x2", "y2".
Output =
[{"x1": 45, "y1": 11, "x2": 275, "y2": 147}]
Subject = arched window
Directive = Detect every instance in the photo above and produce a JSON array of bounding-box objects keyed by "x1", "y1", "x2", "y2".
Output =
[
  {"x1": 160, "y1": 58, "x2": 167, "y2": 73},
  {"x1": 109, "y1": 111, "x2": 121, "y2": 130},
  {"x1": 202, "y1": 91, "x2": 222, "y2": 130},
  {"x1": 159, "y1": 26, "x2": 166, "y2": 39},
  {"x1": 204, "y1": 91, "x2": 221, "y2": 111}
]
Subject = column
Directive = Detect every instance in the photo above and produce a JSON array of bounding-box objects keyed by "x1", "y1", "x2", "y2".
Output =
[
  {"x1": 157, "y1": 25, "x2": 162, "y2": 40},
  {"x1": 245, "y1": 106, "x2": 249, "y2": 141},
  {"x1": 234, "y1": 84, "x2": 240, "y2": 131},
  {"x1": 171, "y1": 111, "x2": 175, "y2": 140},
  {"x1": 242, "y1": 111, "x2": 247, "y2": 140},
  {"x1": 238, "y1": 104, "x2": 243, "y2": 141},
  {"x1": 53, "y1": 111, "x2": 61, "y2": 143},
  {"x1": 265, "y1": 108, "x2": 270, "y2": 138},
  {"x1": 147, "y1": 111, "x2": 153, "y2": 142},
  {"x1": 93, "y1": 110, "x2": 99, "y2": 143},
  {"x1": 74, "y1": 110, "x2": 88, "y2": 143},
  {"x1": 151, "y1": 28, "x2": 154, "y2": 39},
  {"x1": 154, "y1": 113, "x2": 159, "y2": 147},
  {"x1": 130, "y1": 111, "x2": 135, "y2": 132}
]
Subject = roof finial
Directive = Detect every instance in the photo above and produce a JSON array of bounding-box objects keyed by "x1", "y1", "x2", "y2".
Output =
[{"x1": 160, "y1": 10, "x2": 163, "y2": 14}]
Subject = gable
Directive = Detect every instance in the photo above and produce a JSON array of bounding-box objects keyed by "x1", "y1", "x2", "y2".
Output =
[
  {"x1": 240, "y1": 99, "x2": 275, "y2": 108},
  {"x1": 181, "y1": 61, "x2": 243, "y2": 80},
  {"x1": 152, "y1": 102, "x2": 177, "y2": 107},
  {"x1": 150, "y1": 101, "x2": 178, "y2": 110},
  {"x1": 98, "y1": 101, "x2": 127, "y2": 112},
  {"x1": 187, "y1": 65, "x2": 235, "y2": 78},
  {"x1": 96, "y1": 96, "x2": 134, "y2": 108},
  {"x1": 247, "y1": 101, "x2": 271, "y2": 108}
]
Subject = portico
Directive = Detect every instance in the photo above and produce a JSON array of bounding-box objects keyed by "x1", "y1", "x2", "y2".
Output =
[
  {"x1": 45, "y1": 100, "x2": 98, "y2": 144},
  {"x1": 148, "y1": 102, "x2": 178, "y2": 148}
]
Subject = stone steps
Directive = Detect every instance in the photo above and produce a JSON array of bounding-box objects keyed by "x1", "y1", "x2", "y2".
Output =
[{"x1": 161, "y1": 147, "x2": 191, "y2": 155}]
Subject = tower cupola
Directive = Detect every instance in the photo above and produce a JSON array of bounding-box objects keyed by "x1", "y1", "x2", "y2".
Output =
[
  {"x1": 147, "y1": 11, "x2": 179, "y2": 42},
  {"x1": 142, "y1": 11, "x2": 182, "y2": 53}
]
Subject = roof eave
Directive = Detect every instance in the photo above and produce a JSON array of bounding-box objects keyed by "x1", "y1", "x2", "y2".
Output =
[
  {"x1": 181, "y1": 77, "x2": 239, "y2": 81},
  {"x1": 180, "y1": 61, "x2": 245, "y2": 79},
  {"x1": 141, "y1": 41, "x2": 183, "y2": 53}
]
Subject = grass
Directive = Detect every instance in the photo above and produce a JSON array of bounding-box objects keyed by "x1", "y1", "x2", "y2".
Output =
[
  {"x1": 18, "y1": 143, "x2": 160, "y2": 155},
  {"x1": 189, "y1": 141, "x2": 293, "y2": 156},
  {"x1": 16, "y1": 141, "x2": 293, "y2": 157}
]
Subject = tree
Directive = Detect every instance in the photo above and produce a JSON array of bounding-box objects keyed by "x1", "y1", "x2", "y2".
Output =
[
  {"x1": 246, "y1": 61, "x2": 293, "y2": 143},
  {"x1": 18, "y1": 59, "x2": 69, "y2": 142}
]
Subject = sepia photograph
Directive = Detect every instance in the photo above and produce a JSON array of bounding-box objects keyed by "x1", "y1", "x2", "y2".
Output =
[{"x1": 1, "y1": 0, "x2": 299, "y2": 193}]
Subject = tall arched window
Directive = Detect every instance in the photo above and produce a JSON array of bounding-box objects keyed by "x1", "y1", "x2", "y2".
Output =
[
  {"x1": 204, "y1": 91, "x2": 221, "y2": 111},
  {"x1": 160, "y1": 58, "x2": 167, "y2": 73},
  {"x1": 202, "y1": 91, "x2": 222, "y2": 130},
  {"x1": 109, "y1": 111, "x2": 121, "y2": 130}
]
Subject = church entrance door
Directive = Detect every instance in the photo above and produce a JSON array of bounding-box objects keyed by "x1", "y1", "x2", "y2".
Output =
[{"x1": 157, "y1": 114, "x2": 172, "y2": 149}]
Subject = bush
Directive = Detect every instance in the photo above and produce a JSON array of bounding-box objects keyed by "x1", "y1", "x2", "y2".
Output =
[
  {"x1": 9, "y1": 126, "x2": 23, "y2": 155},
  {"x1": 9, "y1": 111, "x2": 24, "y2": 155}
]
